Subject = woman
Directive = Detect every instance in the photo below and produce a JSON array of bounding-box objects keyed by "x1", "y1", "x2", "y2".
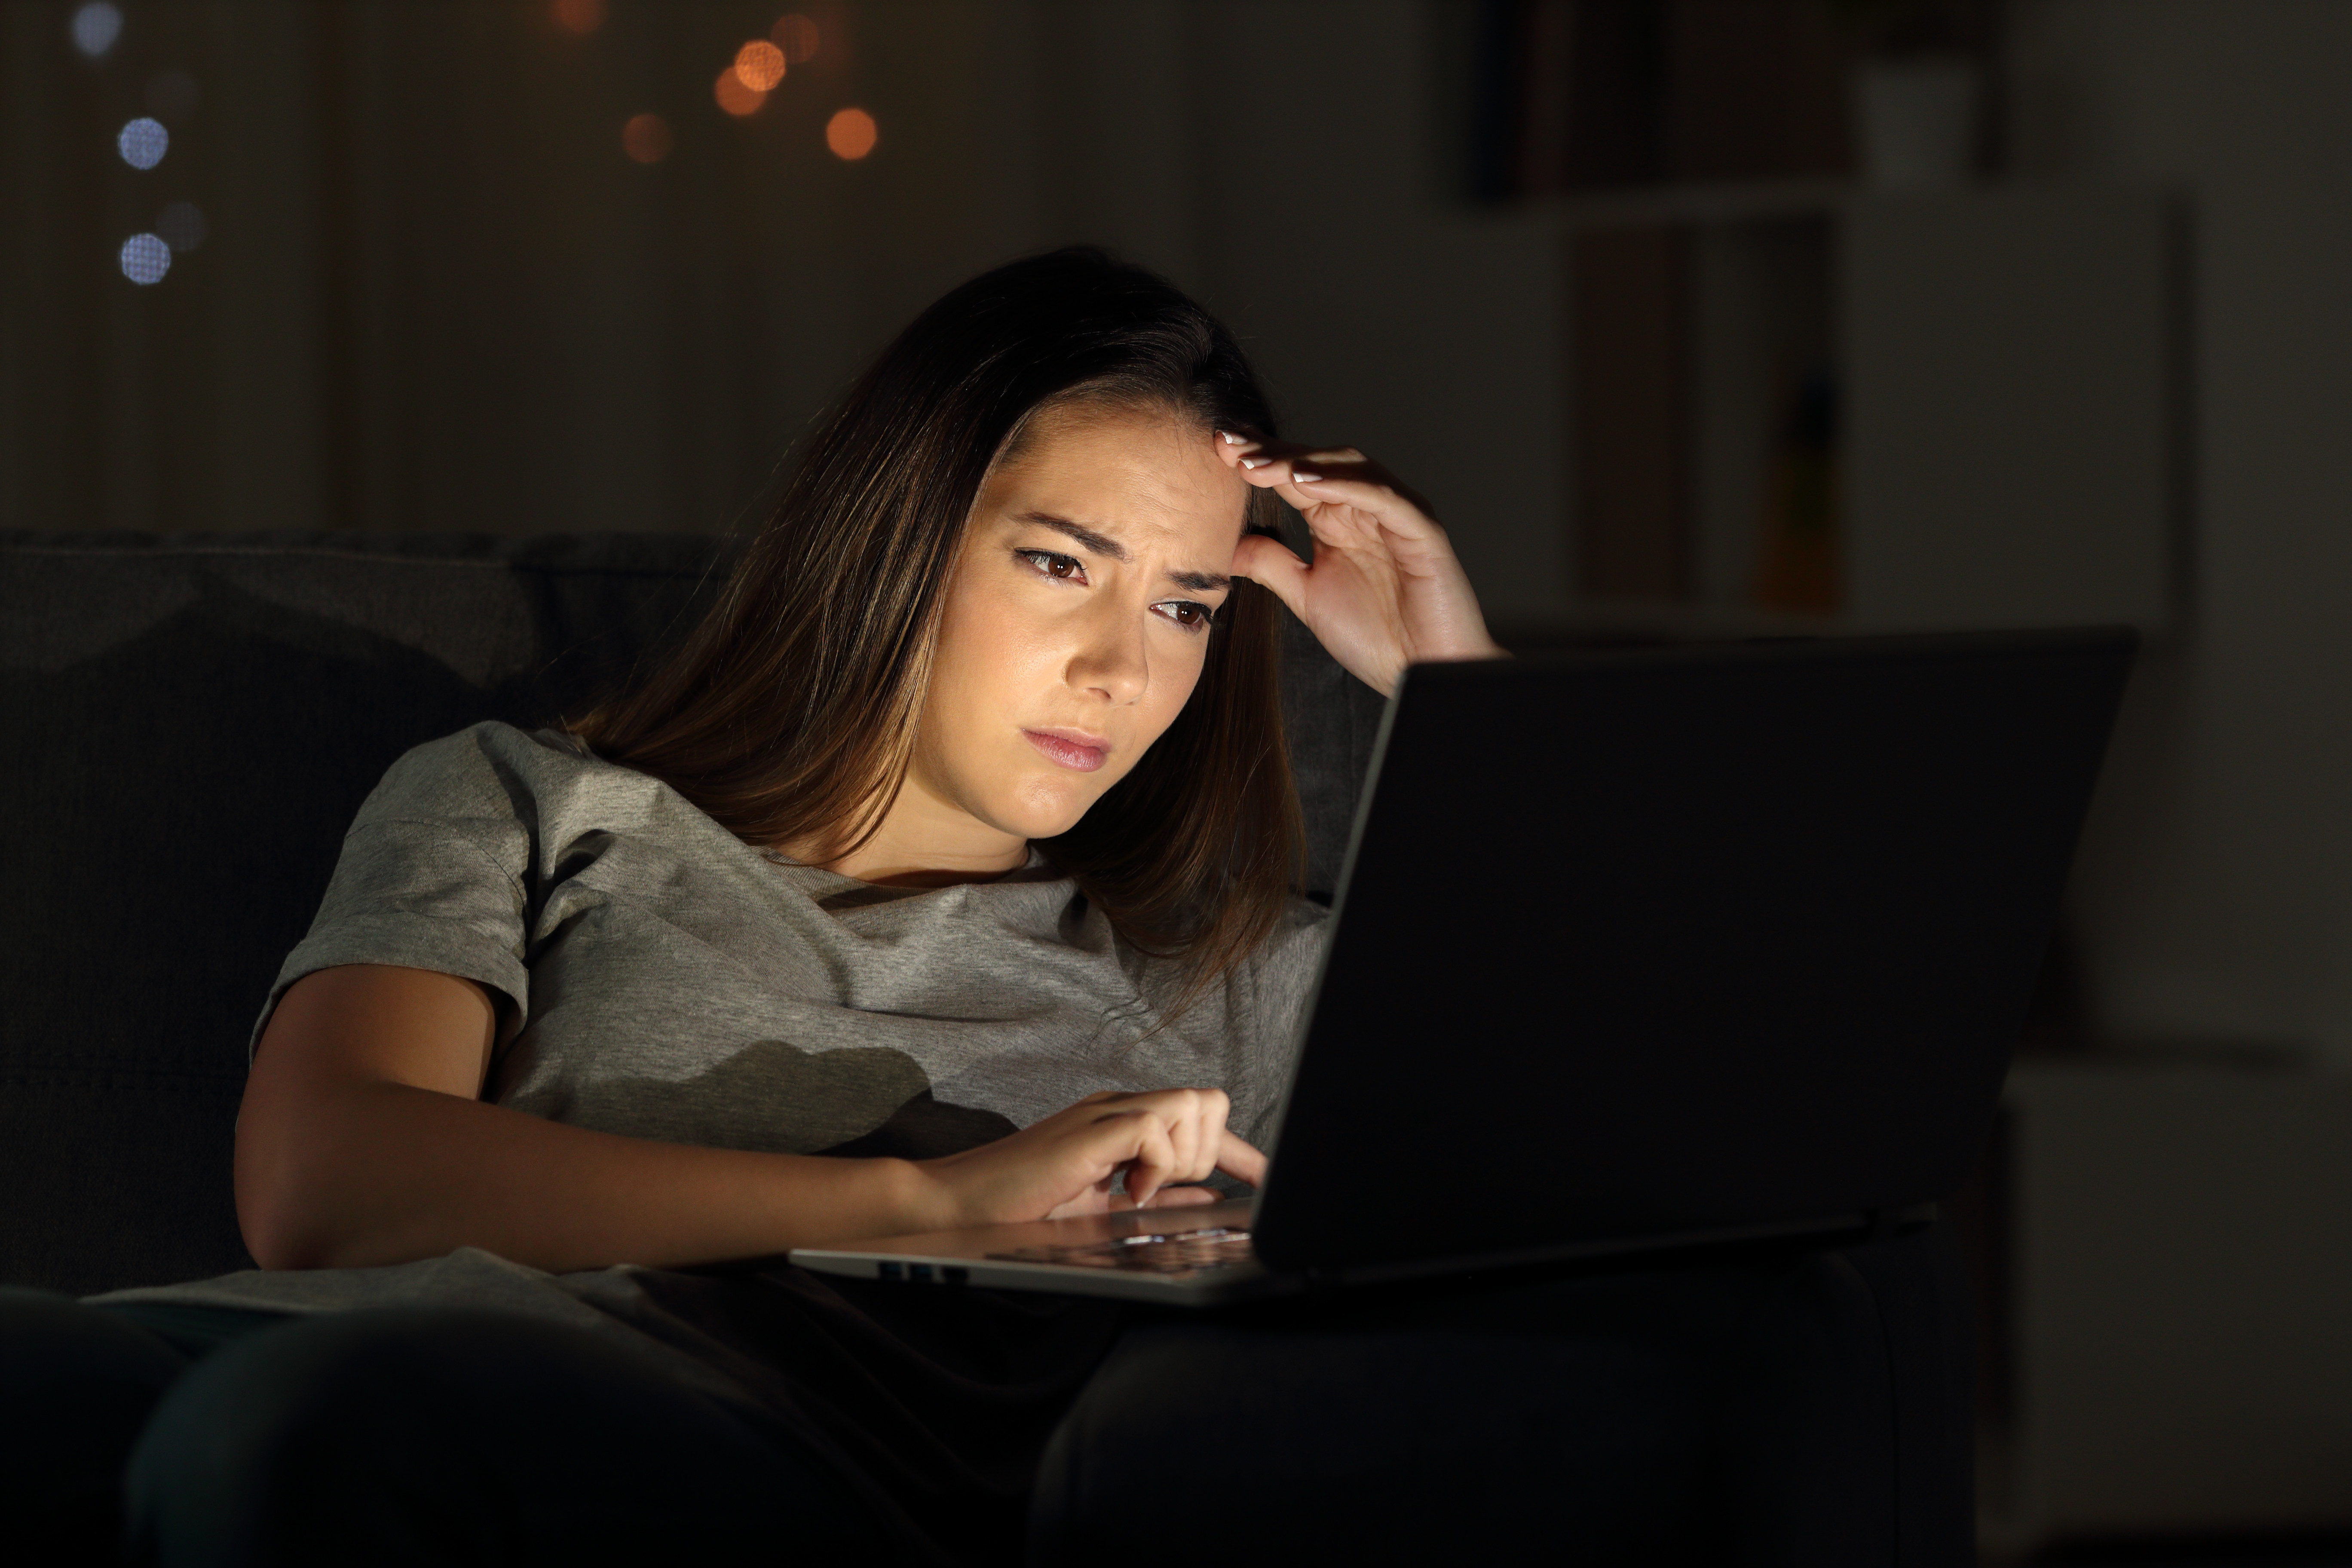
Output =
[{"x1": 6, "y1": 248, "x2": 1503, "y2": 1564}]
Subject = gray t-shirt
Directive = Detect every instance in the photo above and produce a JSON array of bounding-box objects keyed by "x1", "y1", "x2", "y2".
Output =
[{"x1": 96, "y1": 721, "x2": 1326, "y2": 1366}]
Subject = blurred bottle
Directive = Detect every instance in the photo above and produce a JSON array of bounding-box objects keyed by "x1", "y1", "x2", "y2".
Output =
[{"x1": 1753, "y1": 369, "x2": 1842, "y2": 614}]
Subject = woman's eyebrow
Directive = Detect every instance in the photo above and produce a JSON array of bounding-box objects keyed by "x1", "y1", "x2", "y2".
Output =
[
  {"x1": 1018, "y1": 512, "x2": 1230, "y2": 593},
  {"x1": 1021, "y1": 512, "x2": 1129, "y2": 561}
]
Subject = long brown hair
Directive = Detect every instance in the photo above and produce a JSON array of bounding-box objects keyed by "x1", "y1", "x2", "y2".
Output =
[{"x1": 571, "y1": 248, "x2": 1303, "y2": 1002}]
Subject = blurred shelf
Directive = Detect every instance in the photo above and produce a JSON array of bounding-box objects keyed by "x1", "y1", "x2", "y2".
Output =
[
  {"x1": 1520, "y1": 176, "x2": 1856, "y2": 233},
  {"x1": 1493, "y1": 597, "x2": 1843, "y2": 650},
  {"x1": 1552, "y1": 183, "x2": 2179, "y2": 638},
  {"x1": 1494, "y1": 593, "x2": 2165, "y2": 654}
]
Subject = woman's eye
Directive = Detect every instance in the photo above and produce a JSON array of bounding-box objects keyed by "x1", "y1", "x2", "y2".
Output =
[
  {"x1": 1018, "y1": 550, "x2": 1086, "y2": 584},
  {"x1": 1154, "y1": 600, "x2": 1214, "y2": 631}
]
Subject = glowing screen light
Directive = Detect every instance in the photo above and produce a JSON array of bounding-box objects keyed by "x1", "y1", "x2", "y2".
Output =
[
  {"x1": 734, "y1": 40, "x2": 785, "y2": 92},
  {"x1": 825, "y1": 107, "x2": 876, "y2": 161},
  {"x1": 622, "y1": 113, "x2": 673, "y2": 164},
  {"x1": 551, "y1": 0, "x2": 605, "y2": 34},
  {"x1": 156, "y1": 201, "x2": 207, "y2": 252},
  {"x1": 117, "y1": 117, "x2": 168, "y2": 170},
  {"x1": 771, "y1": 15, "x2": 818, "y2": 64},
  {"x1": 120, "y1": 233, "x2": 171, "y2": 285},
  {"x1": 70, "y1": 2, "x2": 122, "y2": 59},
  {"x1": 714, "y1": 66, "x2": 764, "y2": 117}
]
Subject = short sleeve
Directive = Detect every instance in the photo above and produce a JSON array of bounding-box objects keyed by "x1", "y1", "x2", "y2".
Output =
[{"x1": 248, "y1": 726, "x2": 538, "y2": 1060}]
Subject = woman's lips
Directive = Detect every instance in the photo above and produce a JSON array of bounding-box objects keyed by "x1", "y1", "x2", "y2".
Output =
[{"x1": 1023, "y1": 728, "x2": 1110, "y2": 772}]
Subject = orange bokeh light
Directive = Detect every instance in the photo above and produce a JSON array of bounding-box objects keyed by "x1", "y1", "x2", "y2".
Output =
[
  {"x1": 825, "y1": 106, "x2": 876, "y2": 160},
  {"x1": 551, "y1": 0, "x2": 604, "y2": 35},
  {"x1": 771, "y1": 15, "x2": 819, "y2": 63},
  {"x1": 622, "y1": 113, "x2": 673, "y2": 164},
  {"x1": 714, "y1": 66, "x2": 766, "y2": 117},
  {"x1": 734, "y1": 40, "x2": 786, "y2": 92}
]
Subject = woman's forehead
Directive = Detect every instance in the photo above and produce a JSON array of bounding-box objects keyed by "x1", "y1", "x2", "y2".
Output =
[{"x1": 990, "y1": 408, "x2": 1248, "y2": 545}]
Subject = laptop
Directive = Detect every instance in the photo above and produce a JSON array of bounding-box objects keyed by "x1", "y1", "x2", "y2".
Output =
[{"x1": 791, "y1": 628, "x2": 2137, "y2": 1305}]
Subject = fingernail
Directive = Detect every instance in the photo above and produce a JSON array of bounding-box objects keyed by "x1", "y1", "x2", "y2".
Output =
[
  {"x1": 1218, "y1": 429, "x2": 1241, "y2": 444},
  {"x1": 1291, "y1": 470, "x2": 1321, "y2": 483},
  {"x1": 1240, "y1": 457, "x2": 1267, "y2": 469}
]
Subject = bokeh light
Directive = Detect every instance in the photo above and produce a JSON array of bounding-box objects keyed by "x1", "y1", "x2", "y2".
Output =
[
  {"x1": 825, "y1": 107, "x2": 876, "y2": 160},
  {"x1": 156, "y1": 200, "x2": 207, "y2": 252},
  {"x1": 621, "y1": 113, "x2": 673, "y2": 164},
  {"x1": 714, "y1": 66, "x2": 764, "y2": 117},
  {"x1": 551, "y1": 0, "x2": 604, "y2": 35},
  {"x1": 734, "y1": 40, "x2": 785, "y2": 92},
  {"x1": 70, "y1": 3, "x2": 122, "y2": 59},
  {"x1": 770, "y1": 15, "x2": 818, "y2": 64},
  {"x1": 119, "y1": 233, "x2": 170, "y2": 285},
  {"x1": 117, "y1": 117, "x2": 168, "y2": 170}
]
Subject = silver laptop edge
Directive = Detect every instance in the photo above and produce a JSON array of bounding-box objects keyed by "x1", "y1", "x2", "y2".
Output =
[{"x1": 788, "y1": 1197, "x2": 1936, "y2": 1304}]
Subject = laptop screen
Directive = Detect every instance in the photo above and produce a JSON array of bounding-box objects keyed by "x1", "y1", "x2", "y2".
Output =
[{"x1": 1255, "y1": 628, "x2": 2135, "y2": 1274}]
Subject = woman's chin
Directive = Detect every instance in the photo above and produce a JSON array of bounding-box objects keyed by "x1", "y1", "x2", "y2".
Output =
[
  {"x1": 998, "y1": 778, "x2": 1105, "y2": 842},
  {"x1": 1008, "y1": 808, "x2": 1091, "y2": 843}
]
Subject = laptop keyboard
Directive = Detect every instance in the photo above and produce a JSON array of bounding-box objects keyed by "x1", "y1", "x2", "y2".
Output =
[{"x1": 986, "y1": 1226, "x2": 1256, "y2": 1275}]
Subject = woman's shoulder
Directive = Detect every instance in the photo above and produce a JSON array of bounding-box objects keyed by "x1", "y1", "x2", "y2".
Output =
[
  {"x1": 1255, "y1": 893, "x2": 1331, "y2": 971},
  {"x1": 1181, "y1": 893, "x2": 1329, "y2": 1012},
  {"x1": 356, "y1": 720, "x2": 671, "y2": 837}
]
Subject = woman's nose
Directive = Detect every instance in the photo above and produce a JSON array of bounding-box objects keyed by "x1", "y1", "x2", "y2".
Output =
[{"x1": 1066, "y1": 603, "x2": 1148, "y2": 704}]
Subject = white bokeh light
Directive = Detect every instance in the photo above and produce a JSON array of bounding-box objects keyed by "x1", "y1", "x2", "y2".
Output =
[
  {"x1": 119, "y1": 233, "x2": 171, "y2": 285},
  {"x1": 70, "y1": 2, "x2": 122, "y2": 59},
  {"x1": 117, "y1": 117, "x2": 168, "y2": 170}
]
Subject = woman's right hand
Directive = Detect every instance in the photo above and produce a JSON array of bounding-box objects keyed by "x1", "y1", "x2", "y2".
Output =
[{"x1": 913, "y1": 1088, "x2": 1266, "y2": 1230}]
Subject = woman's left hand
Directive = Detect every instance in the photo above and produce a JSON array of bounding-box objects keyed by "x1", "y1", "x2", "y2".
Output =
[{"x1": 1219, "y1": 432, "x2": 1506, "y2": 696}]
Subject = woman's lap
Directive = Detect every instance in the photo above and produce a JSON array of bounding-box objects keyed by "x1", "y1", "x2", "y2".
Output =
[
  {"x1": 1033, "y1": 1261, "x2": 1761, "y2": 1565},
  {"x1": 0, "y1": 1288, "x2": 195, "y2": 1561},
  {"x1": 0, "y1": 1288, "x2": 871, "y2": 1568},
  {"x1": 1, "y1": 1226, "x2": 1969, "y2": 1567},
  {"x1": 1032, "y1": 1225, "x2": 1971, "y2": 1567}
]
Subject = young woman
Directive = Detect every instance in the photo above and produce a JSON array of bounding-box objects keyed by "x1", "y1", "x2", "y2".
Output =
[{"x1": 4, "y1": 248, "x2": 1504, "y2": 1565}]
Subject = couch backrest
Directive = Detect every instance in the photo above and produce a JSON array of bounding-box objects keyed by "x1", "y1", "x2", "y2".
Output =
[{"x1": 0, "y1": 532, "x2": 1383, "y2": 1294}]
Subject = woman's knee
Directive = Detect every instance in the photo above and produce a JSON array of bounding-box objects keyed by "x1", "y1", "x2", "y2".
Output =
[
  {"x1": 0, "y1": 1288, "x2": 191, "y2": 1561},
  {"x1": 126, "y1": 1306, "x2": 864, "y2": 1567}
]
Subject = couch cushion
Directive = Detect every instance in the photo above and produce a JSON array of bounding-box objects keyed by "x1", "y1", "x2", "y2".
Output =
[
  {"x1": 1, "y1": 534, "x2": 723, "y2": 1293},
  {"x1": 0, "y1": 532, "x2": 1382, "y2": 1294}
]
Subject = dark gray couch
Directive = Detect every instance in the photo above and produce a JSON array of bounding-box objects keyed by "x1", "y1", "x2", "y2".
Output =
[{"x1": 0, "y1": 531, "x2": 1972, "y2": 1564}]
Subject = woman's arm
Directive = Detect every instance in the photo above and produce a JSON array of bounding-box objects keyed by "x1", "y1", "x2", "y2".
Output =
[{"x1": 236, "y1": 964, "x2": 1259, "y2": 1273}]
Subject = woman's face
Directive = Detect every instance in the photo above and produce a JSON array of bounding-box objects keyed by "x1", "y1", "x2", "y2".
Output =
[{"x1": 913, "y1": 405, "x2": 1249, "y2": 846}]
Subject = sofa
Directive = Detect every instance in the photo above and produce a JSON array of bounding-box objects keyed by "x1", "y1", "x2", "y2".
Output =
[{"x1": 0, "y1": 531, "x2": 1974, "y2": 1564}]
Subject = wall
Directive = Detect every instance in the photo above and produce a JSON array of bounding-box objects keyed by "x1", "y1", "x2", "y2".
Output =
[
  {"x1": 27, "y1": 0, "x2": 2342, "y2": 1072},
  {"x1": 0, "y1": 0, "x2": 1570, "y2": 622},
  {"x1": 2006, "y1": 0, "x2": 2352, "y2": 1069}
]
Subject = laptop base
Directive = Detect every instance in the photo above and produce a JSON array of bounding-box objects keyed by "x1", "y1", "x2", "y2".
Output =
[{"x1": 789, "y1": 1200, "x2": 1936, "y2": 1307}]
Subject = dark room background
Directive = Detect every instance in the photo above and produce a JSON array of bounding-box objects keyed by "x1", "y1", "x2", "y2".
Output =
[{"x1": 6, "y1": 1, "x2": 2351, "y2": 1558}]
